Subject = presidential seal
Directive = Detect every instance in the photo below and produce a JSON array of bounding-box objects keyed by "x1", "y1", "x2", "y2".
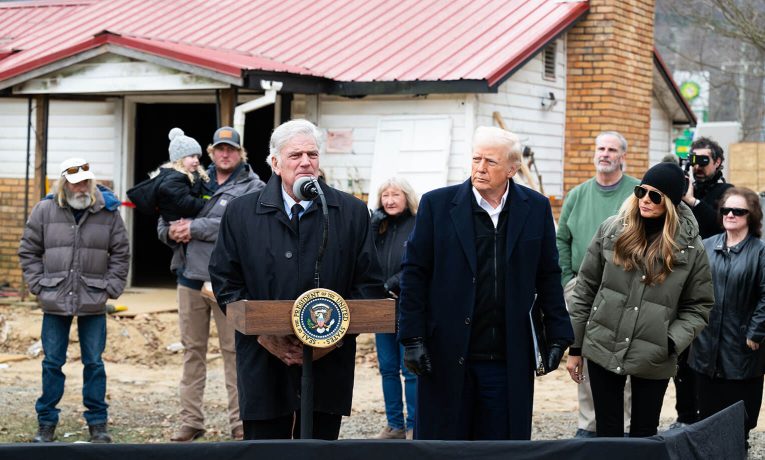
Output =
[{"x1": 292, "y1": 288, "x2": 350, "y2": 348}]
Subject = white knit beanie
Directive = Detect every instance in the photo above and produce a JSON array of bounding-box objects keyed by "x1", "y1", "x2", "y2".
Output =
[{"x1": 168, "y1": 127, "x2": 202, "y2": 162}]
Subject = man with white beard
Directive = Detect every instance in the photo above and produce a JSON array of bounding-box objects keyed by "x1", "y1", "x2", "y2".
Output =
[
  {"x1": 18, "y1": 158, "x2": 129, "y2": 443},
  {"x1": 556, "y1": 131, "x2": 639, "y2": 437}
]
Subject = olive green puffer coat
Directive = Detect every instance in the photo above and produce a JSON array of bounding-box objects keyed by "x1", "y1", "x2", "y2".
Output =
[{"x1": 569, "y1": 203, "x2": 714, "y2": 379}]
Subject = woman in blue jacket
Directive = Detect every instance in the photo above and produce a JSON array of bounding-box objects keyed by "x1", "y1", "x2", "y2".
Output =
[{"x1": 371, "y1": 177, "x2": 419, "y2": 439}]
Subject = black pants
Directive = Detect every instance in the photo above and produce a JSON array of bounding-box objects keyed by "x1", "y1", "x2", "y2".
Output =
[
  {"x1": 695, "y1": 371, "x2": 764, "y2": 435},
  {"x1": 243, "y1": 412, "x2": 342, "y2": 440},
  {"x1": 673, "y1": 349, "x2": 698, "y2": 423},
  {"x1": 588, "y1": 360, "x2": 669, "y2": 437}
]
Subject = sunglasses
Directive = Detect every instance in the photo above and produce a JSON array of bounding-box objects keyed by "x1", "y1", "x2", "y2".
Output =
[
  {"x1": 61, "y1": 163, "x2": 90, "y2": 176},
  {"x1": 689, "y1": 154, "x2": 711, "y2": 167},
  {"x1": 720, "y1": 207, "x2": 749, "y2": 217},
  {"x1": 634, "y1": 185, "x2": 663, "y2": 205}
]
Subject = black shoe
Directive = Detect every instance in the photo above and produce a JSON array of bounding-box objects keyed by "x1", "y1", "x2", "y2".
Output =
[
  {"x1": 88, "y1": 424, "x2": 113, "y2": 443},
  {"x1": 33, "y1": 424, "x2": 56, "y2": 443}
]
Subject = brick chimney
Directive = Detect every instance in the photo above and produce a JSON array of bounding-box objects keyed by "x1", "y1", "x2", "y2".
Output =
[{"x1": 564, "y1": 0, "x2": 655, "y2": 192}]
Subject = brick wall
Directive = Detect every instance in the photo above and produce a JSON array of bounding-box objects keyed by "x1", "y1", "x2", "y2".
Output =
[
  {"x1": 564, "y1": 0, "x2": 655, "y2": 193},
  {"x1": 1, "y1": 178, "x2": 114, "y2": 290},
  {"x1": 0, "y1": 178, "x2": 37, "y2": 289}
]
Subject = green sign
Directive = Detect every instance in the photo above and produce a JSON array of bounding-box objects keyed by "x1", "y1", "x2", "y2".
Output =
[
  {"x1": 680, "y1": 81, "x2": 700, "y2": 101},
  {"x1": 674, "y1": 129, "x2": 694, "y2": 158}
]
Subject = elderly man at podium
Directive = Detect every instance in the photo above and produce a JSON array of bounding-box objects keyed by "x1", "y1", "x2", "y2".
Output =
[
  {"x1": 397, "y1": 126, "x2": 573, "y2": 440},
  {"x1": 209, "y1": 119, "x2": 384, "y2": 440}
]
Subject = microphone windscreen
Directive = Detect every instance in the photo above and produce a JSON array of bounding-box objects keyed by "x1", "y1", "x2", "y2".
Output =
[{"x1": 293, "y1": 176, "x2": 315, "y2": 201}]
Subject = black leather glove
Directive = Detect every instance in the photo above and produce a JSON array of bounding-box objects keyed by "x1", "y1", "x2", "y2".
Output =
[
  {"x1": 402, "y1": 337, "x2": 432, "y2": 375},
  {"x1": 370, "y1": 209, "x2": 387, "y2": 226},
  {"x1": 384, "y1": 275, "x2": 400, "y2": 296},
  {"x1": 546, "y1": 343, "x2": 565, "y2": 372}
]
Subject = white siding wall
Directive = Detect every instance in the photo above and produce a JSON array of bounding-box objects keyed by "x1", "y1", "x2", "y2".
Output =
[
  {"x1": 0, "y1": 98, "x2": 119, "y2": 181},
  {"x1": 291, "y1": 38, "x2": 568, "y2": 199},
  {"x1": 649, "y1": 97, "x2": 673, "y2": 167},
  {"x1": 476, "y1": 38, "x2": 568, "y2": 197},
  {"x1": 293, "y1": 94, "x2": 471, "y2": 196}
]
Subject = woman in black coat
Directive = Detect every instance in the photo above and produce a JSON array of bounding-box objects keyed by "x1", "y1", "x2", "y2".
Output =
[
  {"x1": 690, "y1": 187, "x2": 765, "y2": 446},
  {"x1": 371, "y1": 177, "x2": 418, "y2": 439}
]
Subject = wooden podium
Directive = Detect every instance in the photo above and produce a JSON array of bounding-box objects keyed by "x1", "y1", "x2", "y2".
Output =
[
  {"x1": 226, "y1": 298, "x2": 396, "y2": 335},
  {"x1": 224, "y1": 296, "x2": 396, "y2": 439}
]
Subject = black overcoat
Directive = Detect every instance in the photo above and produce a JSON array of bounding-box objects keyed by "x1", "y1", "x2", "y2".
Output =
[
  {"x1": 209, "y1": 175, "x2": 384, "y2": 420},
  {"x1": 397, "y1": 179, "x2": 573, "y2": 440}
]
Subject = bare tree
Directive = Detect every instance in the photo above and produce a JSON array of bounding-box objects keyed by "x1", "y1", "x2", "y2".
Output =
[{"x1": 656, "y1": 0, "x2": 765, "y2": 140}]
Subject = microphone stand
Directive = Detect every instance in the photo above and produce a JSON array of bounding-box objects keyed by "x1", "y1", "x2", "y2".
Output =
[{"x1": 300, "y1": 177, "x2": 329, "y2": 439}]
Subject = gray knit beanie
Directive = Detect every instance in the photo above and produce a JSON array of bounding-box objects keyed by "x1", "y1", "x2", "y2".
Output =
[{"x1": 168, "y1": 127, "x2": 202, "y2": 162}]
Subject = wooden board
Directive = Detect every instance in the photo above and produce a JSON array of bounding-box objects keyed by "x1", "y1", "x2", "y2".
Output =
[{"x1": 227, "y1": 298, "x2": 396, "y2": 335}]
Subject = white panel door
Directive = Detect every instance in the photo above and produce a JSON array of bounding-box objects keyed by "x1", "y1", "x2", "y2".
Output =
[{"x1": 368, "y1": 115, "x2": 452, "y2": 209}]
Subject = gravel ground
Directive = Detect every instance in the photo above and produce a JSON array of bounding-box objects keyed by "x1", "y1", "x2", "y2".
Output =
[{"x1": 0, "y1": 305, "x2": 762, "y2": 458}]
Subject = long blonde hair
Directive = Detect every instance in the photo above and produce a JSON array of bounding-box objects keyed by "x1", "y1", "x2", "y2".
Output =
[
  {"x1": 150, "y1": 160, "x2": 210, "y2": 184},
  {"x1": 375, "y1": 177, "x2": 419, "y2": 215},
  {"x1": 612, "y1": 194, "x2": 681, "y2": 285}
]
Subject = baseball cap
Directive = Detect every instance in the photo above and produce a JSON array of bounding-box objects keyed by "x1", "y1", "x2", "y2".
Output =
[
  {"x1": 212, "y1": 126, "x2": 241, "y2": 149},
  {"x1": 60, "y1": 157, "x2": 95, "y2": 184}
]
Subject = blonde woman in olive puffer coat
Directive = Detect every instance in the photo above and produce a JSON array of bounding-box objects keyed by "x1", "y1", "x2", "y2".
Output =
[{"x1": 566, "y1": 162, "x2": 714, "y2": 438}]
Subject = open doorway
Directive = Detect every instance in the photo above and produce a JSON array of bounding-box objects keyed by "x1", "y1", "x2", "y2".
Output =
[{"x1": 131, "y1": 102, "x2": 274, "y2": 287}]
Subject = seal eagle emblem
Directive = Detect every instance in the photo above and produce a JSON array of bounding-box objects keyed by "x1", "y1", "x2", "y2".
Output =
[{"x1": 292, "y1": 288, "x2": 350, "y2": 348}]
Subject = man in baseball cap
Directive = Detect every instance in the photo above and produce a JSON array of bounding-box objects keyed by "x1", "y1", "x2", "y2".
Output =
[
  {"x1": 60, "y1": 158, "x2": 95, "y2": 184},
  {"x1": 212, "y1": 126, "x2": 241, "y2": 149}
]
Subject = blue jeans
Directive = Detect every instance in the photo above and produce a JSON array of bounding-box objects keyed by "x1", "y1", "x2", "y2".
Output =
[
  {"x1": 375, "y1": 333, "x2": 416, "y2": 430},
  {"x1": 36, "y1": 314, "x2": 108, "y2": 426}
]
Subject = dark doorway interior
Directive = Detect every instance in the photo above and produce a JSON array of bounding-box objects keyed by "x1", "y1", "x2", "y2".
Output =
[{"x1": 131, "y1": 102, "x2": 274, "y2": 287}]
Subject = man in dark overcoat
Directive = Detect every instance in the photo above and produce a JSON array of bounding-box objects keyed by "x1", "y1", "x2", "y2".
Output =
[
  {"x1": 397, "y1": 126, "x2": 573, "y2": 440},
  {"x1": 209, "y1": 119, "x2": 384, "y2": 440}
]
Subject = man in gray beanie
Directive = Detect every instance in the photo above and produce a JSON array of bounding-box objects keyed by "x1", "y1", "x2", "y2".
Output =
[{"x1": 158, "y1": 126, "x2": 265, "y2": 441}]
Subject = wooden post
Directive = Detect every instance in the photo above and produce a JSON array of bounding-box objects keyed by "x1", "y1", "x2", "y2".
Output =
[
  {"x1": 34, "y1": 95, "x2": 49, "y2": 199},
  {"x1": 218, "y1": 87, "x2": 238, "y2": 127}
]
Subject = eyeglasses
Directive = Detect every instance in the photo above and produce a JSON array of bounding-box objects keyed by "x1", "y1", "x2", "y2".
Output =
[
  {"x1": 689, "y1": 154, "x2": 711, "y2": 167},
  {"x1": 61, "y1": 163, "x2": 90, "y2": 176},
  {"x1": 720, "y1": 207, "x2": 749, "y2": 217},
  {"x1": 634, "y1": 185, "x2": 663, "y2": 205}
]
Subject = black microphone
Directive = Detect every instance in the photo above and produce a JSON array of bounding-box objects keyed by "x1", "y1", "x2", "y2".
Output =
[{"x1": 293, "y1": 176, "x2": 319, "y2": 201}]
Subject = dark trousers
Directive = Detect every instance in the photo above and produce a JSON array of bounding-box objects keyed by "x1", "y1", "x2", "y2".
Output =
[
  {"x1": 243, "y1": 412, "x2": 342, "y2": 440},
  {"x1": 588, "y1": 360, "x2": 669, "y2": 437},
  {"x1": 695, "y1": 371, "x2": 764, "y2": 436},
  {"x1": 673, "y1": 349, "x2": 698, "y2": 423},
  {"x1": 454, "y1": 360, "x2": 509, "y2": 440}
]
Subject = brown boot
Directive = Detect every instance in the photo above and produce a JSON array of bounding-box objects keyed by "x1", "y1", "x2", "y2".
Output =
[
  {"x1": 231, "y1": 425, "x2": 244, "y2": 441},
  {"x1": 170, "y1": 426, "x2": 205, "y2": 442},
  {"x1": 33, "y1": 424, "x2": 56, "y2": 443},
  {"x1": 376, "y1": 426, "x2": 406, "y2": 439}
]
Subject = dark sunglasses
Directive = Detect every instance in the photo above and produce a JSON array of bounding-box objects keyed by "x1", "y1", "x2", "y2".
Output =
[
  {"x1": 689, "y1": 154, "x2": 711, "y2": 167},
  {"x1": 720, "y1": 207, "x2": 749, "y2": 217},
  {"x1": 634, "y1": 185, "x2": 663, "y2": 205},
  {"x1": 61, "y1": 163, "x2": 90, "y2": 176}
]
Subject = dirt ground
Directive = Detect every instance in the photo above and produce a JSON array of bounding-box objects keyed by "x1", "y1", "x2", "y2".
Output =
[{"x1": 0, "y1": 292, "x2": 763, "y2": 457}]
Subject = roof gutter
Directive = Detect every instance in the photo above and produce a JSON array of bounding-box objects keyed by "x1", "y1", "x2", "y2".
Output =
[{"x1": 234, "y1": 79, "x2": 282, "y2": 144}]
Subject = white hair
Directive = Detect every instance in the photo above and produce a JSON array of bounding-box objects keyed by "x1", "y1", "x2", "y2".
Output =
[
  {"x1": 266, "y1": 119, "x2": 325, "y2": 170},
  {"x1": 472, "y1": 126, "x2": 522, "y2": 164}
]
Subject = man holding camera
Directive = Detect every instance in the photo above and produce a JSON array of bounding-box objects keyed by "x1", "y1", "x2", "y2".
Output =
[
  {"x1": 672, "y1": 136, "x2": 733, "y2": 429},
  {"x1": 681, "y1": 137, "x2": 734, "y2": 239}
]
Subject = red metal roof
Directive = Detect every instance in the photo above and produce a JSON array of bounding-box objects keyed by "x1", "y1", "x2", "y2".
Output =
[{"x1": 0, "y1": 0, "x2": 588, "y2": 88}]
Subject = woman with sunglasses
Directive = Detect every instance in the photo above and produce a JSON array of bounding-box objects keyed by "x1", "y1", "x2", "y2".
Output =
[
  {"x1": 689, "y1": 187, "x2": 765, "y2": 448},
  {"x1": 566, "y1": 162, "x2": 714, "y2": 437}
]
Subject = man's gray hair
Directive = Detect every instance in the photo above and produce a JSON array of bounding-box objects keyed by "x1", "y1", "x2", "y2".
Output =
[
  {"x1": 595, "y1": 131, "x2": 628, "y2": 152},
  {"x1": 472, "y1": 126, "x2": 522, "y2": 164},
  {"x1": 266, "y1": 119, "x2": 325, "y2": 168}
]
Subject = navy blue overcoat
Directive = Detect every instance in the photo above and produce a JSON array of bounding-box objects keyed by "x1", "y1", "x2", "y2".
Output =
[{"x1": 398, "y1": 178, "x2": 573, "y2": 440}]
